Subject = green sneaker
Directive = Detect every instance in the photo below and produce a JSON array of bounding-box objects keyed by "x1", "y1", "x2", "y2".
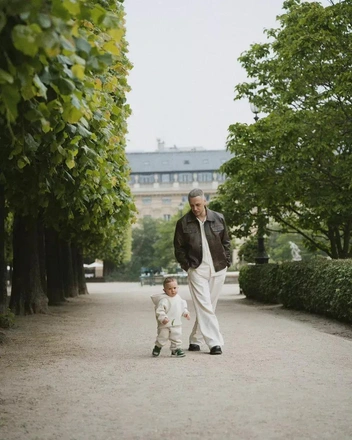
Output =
[
  {"x1": 152, "y1": 345, "x2": 161, "y2": 357},
  {"x1": 171, "y1": 348, "x2": 186, "y2": 358}
]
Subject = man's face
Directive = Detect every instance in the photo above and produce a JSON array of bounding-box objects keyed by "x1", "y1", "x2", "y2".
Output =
[
  {"x1": 163, "y1": 281, "x2": 178, "y2": 297},
  {"x1": 189, "y1": 196, "x2": 206, "y2": 218}
]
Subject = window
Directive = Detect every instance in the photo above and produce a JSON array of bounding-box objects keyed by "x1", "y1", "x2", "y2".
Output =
[
  {"x1": 178, "y1": 173, "x2": 193, "y2": 183},
  {"x1": 163, "y1": 214, "x2": 171, "y2": 221},
  {"x1": 162, "y1": 198, "x2": 172, "y2": 205},
  {"x1": 217, "y1": 173, "x2": 227, "y2": 182},
  {"x1": 161, "y1": 173, "x2": 171, "y2": 183},
  {"x1": 139, "y1": 174, "x2": 155, "y2": 184},
  {"x1": 184, "y1": 160, "x2": 190, "y2": 165},
  {"x1": 197, "y1": 172, "x2": 213, "y2": 182},
  {"x1": 129, "y1": 175, "x2": 137, "y2": 184},
  {"x1": 142, "y1": 197, "x2": 152, "y2": 204}
]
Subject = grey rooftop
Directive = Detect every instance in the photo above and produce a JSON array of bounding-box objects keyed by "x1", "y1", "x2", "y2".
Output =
[{"x1": 126, "y1": 149, "x2": 232, "y2": 174}]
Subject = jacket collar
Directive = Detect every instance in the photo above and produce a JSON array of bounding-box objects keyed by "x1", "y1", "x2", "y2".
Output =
[{"x1": 185, "y1": 208, "x2": 216, "y2": 223}]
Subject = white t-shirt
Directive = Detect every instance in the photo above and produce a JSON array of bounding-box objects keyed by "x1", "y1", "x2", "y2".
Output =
[{"x1": 194, "y1": 217, "x2": 227, "y2": 278}]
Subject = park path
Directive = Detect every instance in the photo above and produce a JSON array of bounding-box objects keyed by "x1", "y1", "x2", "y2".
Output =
[{"x1": 1, "y1": 282, "x2": 352, "y2": 440}]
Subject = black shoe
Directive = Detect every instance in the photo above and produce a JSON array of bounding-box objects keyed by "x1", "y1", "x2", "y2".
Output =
[
  {"x1": 188, "y1": 344, "x2": 200, "y2": 351},
  {"x1": 210, "y1": 345, "x2": 222, "y2": 355},
  {"x1": 152, "y1": 345, "x2": 161, "y2": 357}
]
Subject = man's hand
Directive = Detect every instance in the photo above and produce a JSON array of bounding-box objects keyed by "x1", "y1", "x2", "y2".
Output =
[
  {"x1": 162, "y1": 317, "x2": 169, "y2": 325},
  {"x1": 184, "y1": 313, "x2": 191, "y2": 321}
]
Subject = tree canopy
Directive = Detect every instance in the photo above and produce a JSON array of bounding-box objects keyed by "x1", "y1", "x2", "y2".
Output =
[
  {"x1": 0, "y1": 0, "x2": 135, "y2": 316},
  {"x1": 0, "y1": 0, "x2": 135, "y2": 260},
  {"x1": 214, "y1": 0, "x2": 352, "y2": 259}
]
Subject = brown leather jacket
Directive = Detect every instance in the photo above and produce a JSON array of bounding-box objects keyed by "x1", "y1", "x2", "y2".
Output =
[{"x1": 174, "y1": 208, "x2": 231, "y2": 272}]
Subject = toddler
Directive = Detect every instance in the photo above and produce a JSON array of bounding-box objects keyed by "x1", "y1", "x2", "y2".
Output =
[{"x1": 151, "y1": 277, "x2": 190, "y2": 357}]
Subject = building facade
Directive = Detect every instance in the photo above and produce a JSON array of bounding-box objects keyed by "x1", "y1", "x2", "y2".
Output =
[{"x1": 127, "y1": 147, "x2": 232, "y2": 219}]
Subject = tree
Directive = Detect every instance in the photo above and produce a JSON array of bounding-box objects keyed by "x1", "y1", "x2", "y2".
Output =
[
  {"x1": 153, "y1": 207, "x2": 188, "y2": 272},
  {"x1": 237, "y1": 236, "x2": 259, "y2": 264},
  {"x1": 0, "y1": 185, "x2": 6, "y2": 315},
  {"x1": 132, "y1": 217, "x2": 163, "y2": 273},
  {"x1": 111, "y1": 217, "x2": 163, "y2": 281},
  {"x1": 214, "y1": 0, "x2": 352, "y2": 258},
  {"x1": 0, "y1": 0, "x2": 135, "y2": 315},
  {"x1": 266, "y1": 225, "x2": 327, "y2": 263},
  {"x1": 112, "y1": 208, "x2": 190, "y2": 281}
]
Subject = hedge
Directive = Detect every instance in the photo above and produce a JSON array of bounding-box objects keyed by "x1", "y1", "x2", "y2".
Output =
[
  {"x1": 239, "y1": 264, "x2": 280, "y2": 304},
  {"x1": 239, "y1": 259, "x2": 352, "y2": 323}
]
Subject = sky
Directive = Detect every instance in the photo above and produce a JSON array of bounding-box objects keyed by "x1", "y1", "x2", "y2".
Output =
[{"x1": 123, "y1": 0, "x2": 329, "y2": 152}]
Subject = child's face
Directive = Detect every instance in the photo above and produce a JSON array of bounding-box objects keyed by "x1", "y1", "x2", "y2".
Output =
[{"x1": 163, "y1": 281, "x2": 178, "y2": 297}]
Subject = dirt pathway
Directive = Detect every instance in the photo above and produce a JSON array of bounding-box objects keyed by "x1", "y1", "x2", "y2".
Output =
[{"x1": 1, "y1": 282, "x2": 352, "y2": 440}]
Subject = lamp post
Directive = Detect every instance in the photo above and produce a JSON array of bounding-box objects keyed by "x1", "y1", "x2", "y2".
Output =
[{"x1": 250, "y1": 103, "x2": 269, "y2": 264}]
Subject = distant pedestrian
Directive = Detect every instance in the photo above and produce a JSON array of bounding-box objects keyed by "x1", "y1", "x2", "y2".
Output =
[
  {"x1": 151, "y1": 277, "x2": 190, "y2": 358},
  {"x1": 174, "y1": 188, "x2": 231, "y2": 355}
]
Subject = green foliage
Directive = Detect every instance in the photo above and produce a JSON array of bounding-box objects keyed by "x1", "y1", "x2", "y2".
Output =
[
  {"x1": 134, "y1": 217, "x2": 163, "y2": 270},
  {"x1": 85, "y1": 223, "x2": 132, "y2": 266},
  {"x1": 153, "y1": 209, "x2": 188, "y2": 272},
  {"x1": 104, "y1": 264, "x2": 135, "y2": 282},
  {"x1": 239, "y1": 264, "x2": 280, "y2": 303},
  {"x1": 279, "y1": 260, "x2": 352, "y2": 323},
  {"x1": 112, "y1": 217, "x2": 164, "y2": 281},
  {"x1": 215, "y1": 0, "x2": 352, "y2": 259},
  {"x1": 268, "y1": 228, "x2": 328, "y2": 263},
  {"x1": 239, "y1": 259, "x2": 352, "y2": 323},
  {"x1": 112, "y1": 209, "x2": 191, "y2": 281},
  {"x1": 4, "y1": 210, "x2": 13, "y2": 264},
  {"x1": 0, "y1": 308, "x2": 15, "y2": 328},
  {"x1": 238, "y1": 235, "x2": 267, "y2": 263},
  {"x1": 268, "y1": 232, "x2": 300, "y2": 263},
  {"x1": 237, "y1": 219, "x2": 328, "y2": 265},
  {"x1": 153, "y1": 218, "x2": 176, "y2": 270},
  {"x1": 0, "y1": 0, "x2": 135, "y2": 258}
]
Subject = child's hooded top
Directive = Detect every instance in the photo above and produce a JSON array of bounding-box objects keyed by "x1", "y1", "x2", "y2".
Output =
[{"x1": 151, "y1": 293, "x2": 189, "y2": 328}]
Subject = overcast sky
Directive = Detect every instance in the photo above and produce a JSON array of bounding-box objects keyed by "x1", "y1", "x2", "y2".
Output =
[{"x1": 124, "y1": 0, "x2": 328, "y2": 152}]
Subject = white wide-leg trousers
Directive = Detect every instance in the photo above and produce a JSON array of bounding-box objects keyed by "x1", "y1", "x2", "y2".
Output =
[
  {"x1": 155, "y1": 326, "x2": 182, "y2": 350},
  {"x1": 188, "y1": 268, "x2": 226, "y2": 348}
]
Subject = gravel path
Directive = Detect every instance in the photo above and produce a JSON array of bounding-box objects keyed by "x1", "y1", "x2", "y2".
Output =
[{"x1": 1, "y1": 282, "x2": 352, "y2": 440}]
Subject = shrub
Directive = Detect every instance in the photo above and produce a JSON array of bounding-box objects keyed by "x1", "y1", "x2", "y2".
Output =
[
  {"x1": 239, "y1": 259, "x2": 352, "y2": 323},
  {"x1": 280, "y1": 260, "x2": 352, "y2": 322},
  {"x1": 0, "y1": 309, "x2": 15, "y2": 328},
  {"x1": 239, "y1": 264, "x2": 280, "y2": 303}
]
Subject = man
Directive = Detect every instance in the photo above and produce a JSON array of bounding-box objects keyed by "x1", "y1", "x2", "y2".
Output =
[{"x1": 173, "y1": 189, "x2": 231, "y2": 355}]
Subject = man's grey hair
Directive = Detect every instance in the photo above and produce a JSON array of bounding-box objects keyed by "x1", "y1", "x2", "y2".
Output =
[{"x1": 188, "y1": 189, "x2": 205, "y2": 201}]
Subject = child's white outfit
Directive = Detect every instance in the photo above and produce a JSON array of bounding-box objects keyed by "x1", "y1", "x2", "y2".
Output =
[{"x1": 151, "y1": 293, "x2": 189, "y2": 351}]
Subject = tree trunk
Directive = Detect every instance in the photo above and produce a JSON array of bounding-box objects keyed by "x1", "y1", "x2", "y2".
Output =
[
  {"x1": 10, "y1": 215, "x2": 48, "y2": 315},
  {"x1": 71, "y1": 243, "x2": 79, "y2": 297},
  {"x1": 0, "y1": 184, "x2": 7, "y2": 315},
  {"x1": 45, "y1": 228, "x2": 65, "y2": 305},
  {"x1": 76, "y1": 247, "x2": 88, "y2": 295},
  {"x1": 60, "y1": 239, "x2": 77, "y2": 298},
  {"x1": 37, "y1": 215, "x2": 47, "y2": 296}
]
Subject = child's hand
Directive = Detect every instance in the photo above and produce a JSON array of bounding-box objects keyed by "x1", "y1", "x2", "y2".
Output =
[
  {"x1": 184, "y1": 313, "x2": 191, "y2": 320},
  {"x1": 162, "y1": 317, "x2": 169, "y2": 325}
]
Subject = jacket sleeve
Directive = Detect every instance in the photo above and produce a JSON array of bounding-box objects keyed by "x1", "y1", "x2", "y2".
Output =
[
  {"x1": 174, "y1": 219, "x2": 190, "y2": 271},
  {"x1": 221, "y1": 216, "x2": 232, "y2": 267}
]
